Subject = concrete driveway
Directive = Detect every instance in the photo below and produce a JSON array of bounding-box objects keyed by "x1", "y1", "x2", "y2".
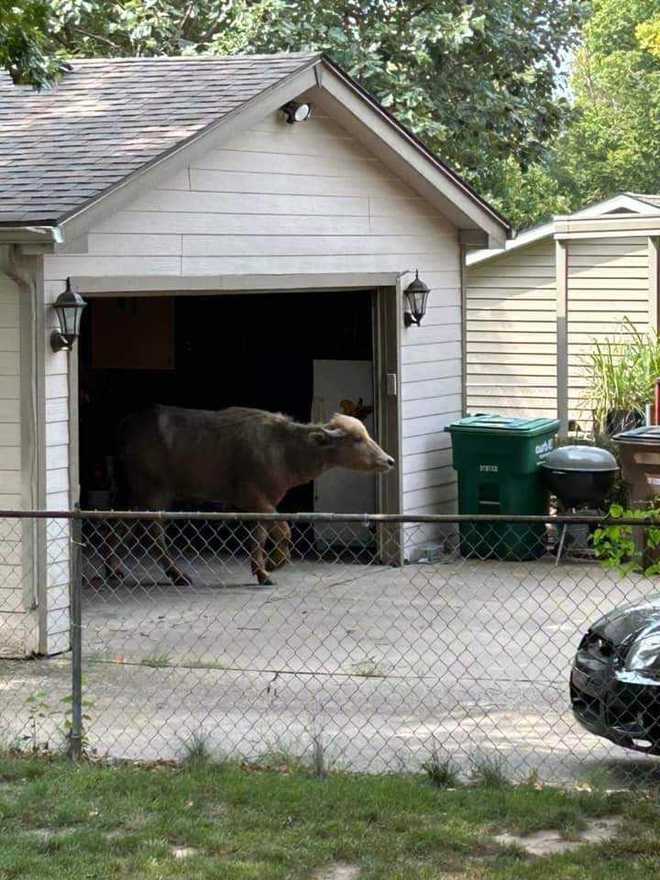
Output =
[{"x1": 1, "y1": 551, "x2": 657, "y2": 784}]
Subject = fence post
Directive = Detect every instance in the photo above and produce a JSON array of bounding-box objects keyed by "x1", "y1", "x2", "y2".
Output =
[{"x1": 68, "y1": 512, "x2": 83, "y2": 761}]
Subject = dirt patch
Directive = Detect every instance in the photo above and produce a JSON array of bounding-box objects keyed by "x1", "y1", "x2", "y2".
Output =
[
  {"x1": 494, "y1": 817, "x2": 621, "y2": 856},
  {"x1": 313, "y1": 864, "x2": 360, "y2": 880},
  {"x1": 172, "y1": 846, "x2": 200, "y2": 860}
]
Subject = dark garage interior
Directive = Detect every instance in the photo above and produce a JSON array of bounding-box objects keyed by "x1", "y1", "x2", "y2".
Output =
[{"x1": 78, "y1": 290, "x2": 375, "y2": 515}]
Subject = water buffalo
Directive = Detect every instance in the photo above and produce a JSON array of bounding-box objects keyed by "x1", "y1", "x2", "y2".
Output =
[{"x1": 109, "y1": 405, "x2": 394, "y2": 585}]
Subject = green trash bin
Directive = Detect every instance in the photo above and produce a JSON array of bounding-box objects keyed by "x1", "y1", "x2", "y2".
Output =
[{"x1": 445, "y1": 414, "x2": 560, "y2": 560}]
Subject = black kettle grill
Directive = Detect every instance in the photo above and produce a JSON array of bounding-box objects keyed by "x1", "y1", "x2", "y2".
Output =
[{"x1": 540, "y1": 445, "x2": 619, "y2": 563}]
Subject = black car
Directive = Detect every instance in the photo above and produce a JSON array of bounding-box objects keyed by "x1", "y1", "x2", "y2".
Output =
[{"x1": 571, "y1": 595, "x2": 660, "y2": 754}]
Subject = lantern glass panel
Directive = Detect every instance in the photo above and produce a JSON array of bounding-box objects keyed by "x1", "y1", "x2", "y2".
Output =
[
  {"x1": 410, "y1": 287, "x2": 429, "y2": 320},
  {"x1": 54, "y1": 288, "x2": 86, "y2": 341}
]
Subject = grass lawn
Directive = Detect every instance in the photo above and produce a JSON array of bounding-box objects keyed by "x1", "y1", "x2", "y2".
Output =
[{"x1": 1, "y1": 751, "x2": 659, "y2": 879}]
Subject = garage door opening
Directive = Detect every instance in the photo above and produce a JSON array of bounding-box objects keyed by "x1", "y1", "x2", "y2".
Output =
[{"x1": 77, "y1": 289, "x2": 382, "y2": 548}]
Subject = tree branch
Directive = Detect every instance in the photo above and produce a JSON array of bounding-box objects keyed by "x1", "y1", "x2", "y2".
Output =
[{"x1": 71, "y1": 26, "x2": 124, "y2": 52}]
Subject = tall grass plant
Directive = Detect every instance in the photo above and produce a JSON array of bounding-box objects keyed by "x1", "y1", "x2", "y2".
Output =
[{"x1": 582, "y1": 319, "x2": 660, "y2": 434}]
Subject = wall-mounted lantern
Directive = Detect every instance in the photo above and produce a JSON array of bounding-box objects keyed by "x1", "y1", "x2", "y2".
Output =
[
  {"x1": 50, "y1": 279, "x2": 86, "y2": 352},
  {"x1": 403, "y1": 271, "x2": 430, "y2": 327},
  {"x1": 280, "y1": 100, "x2": 312, "y2": 124}
]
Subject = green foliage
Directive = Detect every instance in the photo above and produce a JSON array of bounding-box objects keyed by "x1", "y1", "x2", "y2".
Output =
[
  {"x1": 556, "y1": 0, "x2": 660, "y2": 205},
  {"x1": 469, "y1": 754, "x2": 511, "y2": 788},
  {"x1": 141, "y1": 653, "x2": 171, "y2": 668},
  {"x1": 44, "y1": 0, "x2": 275, "y2": 59},
  {"x1": 0, "y1": 752, "x2": 634, "y2": 879},
  {"x1": 22, "y1": 690, "x2": 51, "y2": 753},
  {"x1": 637, "y1": 16, "x2": 660, "y2": 58},
  {"x1": 247, "y1": 0, "x2": 585, "y2": 196},
  {"x1": 3, "y1": 0, "x2": 585, "y2": 223},
  {"x1": 581, "y1": 319, "x2": 660, "y2": 433},
  {"x1": 592, "y1": 503, "x2": 660, "y2": 576},
  {"x1": 421, "y1": 749, "x2": 460, "y2": 789},
  {"x1": 181, "y1": 732, "x2": 213, "y2": 767},
  {"x1": 485, "y1": 156, "x2": 575, "y2": 230},
  {"x1": 3, "y1": 0, "x2": 656, "y2": 230},
  {"x1": 21, "y1": 685, "x2": 94, "y2": 757},
  {"x1": 0, "y1": 0, "x2": 62, "y2": 85}
]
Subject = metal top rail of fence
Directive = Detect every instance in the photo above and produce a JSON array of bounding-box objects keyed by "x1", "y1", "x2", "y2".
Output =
[
  {"x1": 2, "y1": 509, "x2": 660, "y2": 786},
  {"x1": 1, "y1": 509, "x2": 660, "y2": 526}
]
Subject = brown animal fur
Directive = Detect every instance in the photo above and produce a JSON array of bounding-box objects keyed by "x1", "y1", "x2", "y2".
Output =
[{"x1": 109, "y1": 405, "x2": 394, "y2": 585}]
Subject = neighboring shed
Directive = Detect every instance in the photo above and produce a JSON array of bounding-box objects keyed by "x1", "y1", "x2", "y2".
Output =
[
  {"x1": 465, "y1": 195, "x2": 660, "y2": 428},
  {"x1": 0, "y1": 53, "x2": 508, "y2": 657}
]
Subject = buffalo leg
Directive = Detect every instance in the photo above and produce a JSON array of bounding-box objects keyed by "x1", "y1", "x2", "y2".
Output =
[
  {"x1": 249, "y1": 522, "x2": 274, "y2": 586},
  {"x1": 267, "y1": 521, "x2": 291, "y2": 572},
  {"x1": 103, "y1": 517, "x2": 126, "y2": 582},
  {"x1": 146, "y1": 519, "x2": 191, "y2": 587}
]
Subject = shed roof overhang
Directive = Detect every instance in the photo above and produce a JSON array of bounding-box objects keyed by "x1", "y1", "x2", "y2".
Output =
[{"x1": 553, "y1": 212, "x2": 660, "y2": 239}]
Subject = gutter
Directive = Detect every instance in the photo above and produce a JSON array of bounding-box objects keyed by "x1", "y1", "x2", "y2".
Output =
[{"x1": 0, "y1": 226, "x2": 63, "y2": 245}]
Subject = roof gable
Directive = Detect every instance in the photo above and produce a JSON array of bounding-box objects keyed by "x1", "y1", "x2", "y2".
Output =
[{"x1": 0, "y1": 53, "x2": 507, "y2": 243}]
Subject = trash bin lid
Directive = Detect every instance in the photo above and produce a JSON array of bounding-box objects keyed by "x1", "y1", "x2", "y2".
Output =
[
  {"x1": 614, "y1": 426, "x2": 660, "y2": 445},
  {"x1": 541, "y1": 445, "x2": 619, "y2": 472},
  {"x1": 445, "y1": 414, "x2": 560, "y2": 437}
]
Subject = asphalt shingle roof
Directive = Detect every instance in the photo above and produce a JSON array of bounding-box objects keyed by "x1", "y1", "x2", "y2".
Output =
[
  {"x1": 626, "y1": 193, "x2": 660, "y2": 210},
  {"x1": 0, "y1": 53, "x2": 320, "y2": 225}
]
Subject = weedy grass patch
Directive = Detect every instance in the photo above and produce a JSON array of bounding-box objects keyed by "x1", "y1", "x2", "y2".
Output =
[{"x1": 0, "y1": 752, "x2": 658, "y2": 879}]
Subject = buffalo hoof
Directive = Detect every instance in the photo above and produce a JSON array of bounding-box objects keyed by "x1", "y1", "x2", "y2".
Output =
[
  {"x1": 257, "y1": 572, "x2": 274, "y2": 586},
  {"x1": 168, "y1": 570, "x2": 191, "y2": 587}
]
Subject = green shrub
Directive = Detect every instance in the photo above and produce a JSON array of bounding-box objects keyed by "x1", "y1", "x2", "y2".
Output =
[
  {"x1": 591, "y1": 503, "x2": 660, "y2": 576},
  {"x1": 582, "y1": 320, "x2": 660, "y2": 434}
]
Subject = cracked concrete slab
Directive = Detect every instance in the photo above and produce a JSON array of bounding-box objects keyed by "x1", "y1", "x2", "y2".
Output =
[{"x1": 0, "y1": 553, "x2": 654, "y2": 782}]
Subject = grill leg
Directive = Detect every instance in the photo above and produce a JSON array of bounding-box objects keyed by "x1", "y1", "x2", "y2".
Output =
[{"x1": 555, "y1": 522, "x2": 568, "y2": 566}]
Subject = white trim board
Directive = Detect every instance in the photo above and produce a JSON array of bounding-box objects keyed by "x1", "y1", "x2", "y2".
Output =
[{"x1": 71, "y1": 271, "x2": 407, "y2": 296}]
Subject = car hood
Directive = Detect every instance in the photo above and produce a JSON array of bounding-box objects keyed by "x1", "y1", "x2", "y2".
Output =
[{"x1": 591, "y1": 593, "x2": 660, "y2": 645}]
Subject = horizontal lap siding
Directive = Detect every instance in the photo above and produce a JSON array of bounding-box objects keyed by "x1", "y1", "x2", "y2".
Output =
[
  {"x1": 465, "y1": 241, "x2": 558, "y2": 418},
  {"x1": 567, "y1": 237, "x2": 650, "y2": 427},
  {"x1": 0, "y1": 275, "x2": 26, "y2": 656}
]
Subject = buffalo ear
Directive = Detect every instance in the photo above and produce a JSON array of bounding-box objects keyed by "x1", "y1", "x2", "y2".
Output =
[{"x1": 311, "y1": 428, "x2": 345, "y2": 445}]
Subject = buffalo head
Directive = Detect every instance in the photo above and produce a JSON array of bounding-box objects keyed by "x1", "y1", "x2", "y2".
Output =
[{"x1": 311, "y1": 414, "x2": 395, "y2": 473}]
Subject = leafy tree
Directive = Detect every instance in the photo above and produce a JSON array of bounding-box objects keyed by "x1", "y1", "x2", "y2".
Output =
[
  {"x1": 636, "y1": 16, "x2": 660, "y2": 59},
  {"x1": 555, "y1": 0, "x2": 660, "y2": 205},
  {"x1": 3, "y1": 0, "x2": 585, "y2": 224},
  {"x1": 245, "y1": 0, "x2": 586, "y2": 199},
  {"x1": 485, "y1": 156, "x2": 575, "y2": 230},
  {"x1": 0, "y1": 0, "x2": 59, "y2": 84}
]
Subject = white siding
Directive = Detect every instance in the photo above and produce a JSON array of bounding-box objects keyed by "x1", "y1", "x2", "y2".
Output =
[
  {"x1": 465, "y1": 234, "x2": 653, "y2": 432},
  {"x1": 43, "y1": 107, "x2": 463, "y2": 578},
  {"x1": 465, "y1": 241, "x2": 558, "y2": 418},
  {"x1": 567, "y1": 237, "x2": 650, "y2": 428},
  {"x1": 0, "y1": 273, "x2": 27, "y2": 656},
  {"x1": 38, "y1": 282, "x2": 71, "y2": 654}
]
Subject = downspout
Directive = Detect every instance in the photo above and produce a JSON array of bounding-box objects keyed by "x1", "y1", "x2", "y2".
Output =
[
  {"x1": 555, "y1": 239, "x2": 569, "y2": 435},
  {"x1": 5, "y1": 246, "x2": 46, "y2": 653},
  {"x1": 459, "y1": 242, "x2": 468, "y2": 417}
]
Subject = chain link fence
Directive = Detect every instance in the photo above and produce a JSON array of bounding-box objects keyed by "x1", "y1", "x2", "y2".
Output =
[{"x1": 1, "y1": 510, "x2": 660, "y2": 785}]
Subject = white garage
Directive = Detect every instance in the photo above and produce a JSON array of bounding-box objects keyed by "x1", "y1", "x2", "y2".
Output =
[{"x1": 0, "y1": 52, "x2": 508, "y2": 657}]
